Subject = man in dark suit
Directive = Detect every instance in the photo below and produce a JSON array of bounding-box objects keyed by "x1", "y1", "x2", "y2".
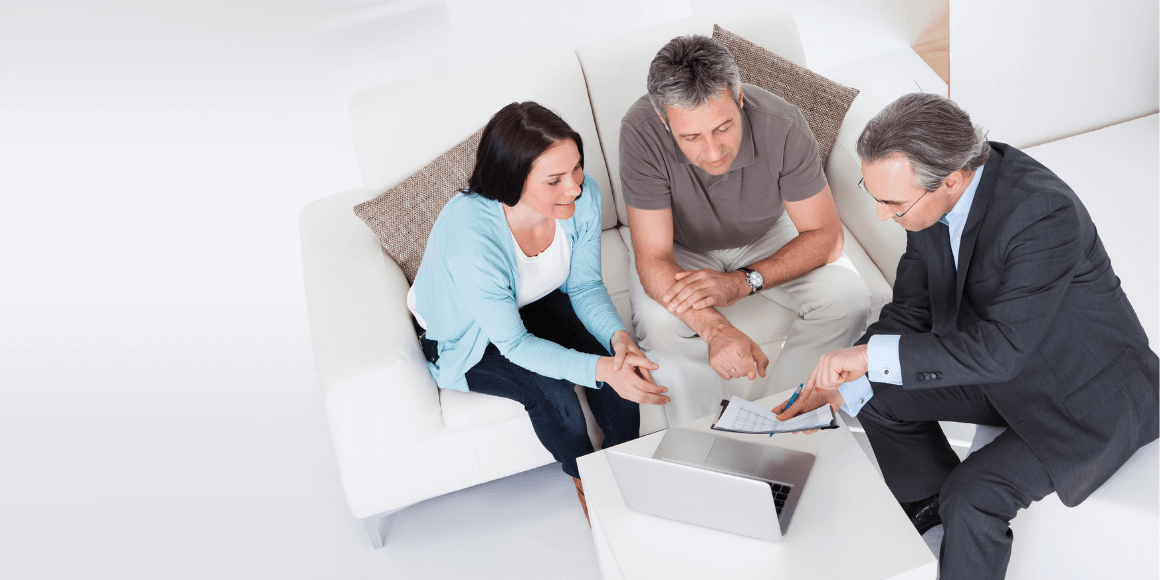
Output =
[{"x1": 777, "y1": 93, "x2": 1159, "y2": 580}]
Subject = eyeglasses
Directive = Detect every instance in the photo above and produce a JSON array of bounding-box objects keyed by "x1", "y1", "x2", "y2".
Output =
[{"x1": 858, "y1": 177, "x2": 933, "y2": 218}]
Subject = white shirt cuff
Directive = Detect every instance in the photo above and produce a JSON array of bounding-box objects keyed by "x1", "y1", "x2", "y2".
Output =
[
  {"x1": 838, "y1": 375, "x2": 874, "y2": 416},
  {"x1": 867, "y1": 334, "x2": 903, "y2": 385}
]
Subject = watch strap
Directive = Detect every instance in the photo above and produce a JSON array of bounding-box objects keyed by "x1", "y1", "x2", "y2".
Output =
[{"x1": 736, "y1": 267, "x2": 761, "y2": 295}]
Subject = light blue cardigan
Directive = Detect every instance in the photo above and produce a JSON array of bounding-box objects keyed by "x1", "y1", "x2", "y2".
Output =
[{"x1": 411, "y1": 172, "x2": 627, "y2": 392}]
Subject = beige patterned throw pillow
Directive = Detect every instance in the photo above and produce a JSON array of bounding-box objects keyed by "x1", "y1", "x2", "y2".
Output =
[
  {"x1": 713, "y1": 25, "x2": 858, "y2": 166},
  {"x1": 354, "y1": 127, "x2": 484, "y2": 284}
]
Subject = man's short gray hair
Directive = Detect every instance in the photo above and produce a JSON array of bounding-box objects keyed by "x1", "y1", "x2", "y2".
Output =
[
  {"x1": 856, "y1": 93, "x2": 991, "y2": 191},
  {"x1": 647, "y1": 35, "x2": 741, "y2": 122}
]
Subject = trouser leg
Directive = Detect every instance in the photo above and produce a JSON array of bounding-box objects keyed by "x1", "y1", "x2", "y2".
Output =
[
  {"x1": 463, "y1": 290, "x2": 638, "y2": 478},
  {"x1": 857, "y1": 382, "x2": 1006, "y2": 502},
  {"x1": 465, "y1": 347, "x2": 594, "y2": 478},
  {"x1": 756, "y1": 261, "x2": 870, "y2": 392},
  {"x1": 719, "y1": 216, "x2": 871, "y2": 394},
  {"x1": 519, "y1": 290, "x2": 642, "y2": 449},
  {"x1": 627, "y1": 245, "x2": 728, "y2": 427},
  {"x1": 629, "y1": 215, "x2": 871, "y2": 423},
  {"x1": 937, "y1": 428, "x2": 1055, "y2": 580},
  {"x1": 585, "y1": 382, "x2": 641, "y2": 448}
]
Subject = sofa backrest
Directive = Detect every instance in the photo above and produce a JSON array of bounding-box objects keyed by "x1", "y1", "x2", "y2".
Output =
[
  {"x1": 575, "y1": 2, "x2": 806, "y2": 227},
  {"x1": 348, "y1": 47, "x2": 619, "y2": 231},
  {"x1": 818, "y1": 73, "x2": 907, "y2": 286}
]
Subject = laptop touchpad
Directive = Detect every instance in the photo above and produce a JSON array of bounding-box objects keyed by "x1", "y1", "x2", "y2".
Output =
[{"x1": 705, "y1": 438, "x2": 762, "y2": 474}]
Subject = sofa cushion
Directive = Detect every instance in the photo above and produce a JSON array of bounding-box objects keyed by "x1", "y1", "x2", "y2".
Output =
[
  {"x1": 713, "y1": 25, "x2": 858, "y2": 167},
  {"x1": 353, "y1": 128, "x2": 483, "y2": 284},
  {"x1": 439, "y1": 387, "x2": 529, "y2": 430}
]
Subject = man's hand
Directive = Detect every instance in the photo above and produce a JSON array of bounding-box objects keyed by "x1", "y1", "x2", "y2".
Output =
[
  {"x1": 774, "y1": 344, "x2": 867, "y2": 429},
  {"x1": 771, "y1": 387, "x2": 845, "y2": 433},
  {"x1": 662, "y1": 268, "x2": 749, "y2": 314},
  {"x1": 705, "y1": 324, "x2": 770, "y2": 381},
  {"x1": 806, "y1": 344, "x2": 869, "y2": 392}
]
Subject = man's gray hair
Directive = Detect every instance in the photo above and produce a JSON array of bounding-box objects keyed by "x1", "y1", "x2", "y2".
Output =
[
  {"x1": 856, "y1": 93, "x2": 991, "y2": 191},
  {"x1": 647, "y1": 35, "x2": 741, "y2": 122}
]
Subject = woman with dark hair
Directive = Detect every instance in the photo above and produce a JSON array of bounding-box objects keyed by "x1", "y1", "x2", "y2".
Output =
[{"x1": 407, "y1": 102, "x2": 668, "y2": 521}]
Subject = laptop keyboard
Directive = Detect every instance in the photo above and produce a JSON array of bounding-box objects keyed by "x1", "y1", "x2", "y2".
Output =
[{"x1": 768, "y1": 483, "x2": 791, "y2": 516}]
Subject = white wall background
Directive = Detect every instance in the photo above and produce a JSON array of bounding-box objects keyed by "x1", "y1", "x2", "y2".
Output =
[{"x1": 950, "y1": 0, "x2": 1160, "y2": 147}]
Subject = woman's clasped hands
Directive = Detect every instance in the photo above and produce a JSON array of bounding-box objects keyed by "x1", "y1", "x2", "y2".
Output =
[{"x1": 596, "y1": 330, "x2": 669, "y2": 405}]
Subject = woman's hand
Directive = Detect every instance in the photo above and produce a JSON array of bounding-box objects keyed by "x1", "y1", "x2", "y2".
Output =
[
  {"x1": 609, "y1": 330, "x2": 657, "y2": 376},
  {"x1": 598, "y1": 331, "x2": 668, "y2": 405}
]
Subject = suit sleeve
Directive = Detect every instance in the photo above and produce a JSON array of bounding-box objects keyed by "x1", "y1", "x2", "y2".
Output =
[
  {"x1": 899, "y1": 191, "x2": 1082, "y2": 388},
  {"x1": 856, "y1": 234, "x2": 933, "y2": 346}
]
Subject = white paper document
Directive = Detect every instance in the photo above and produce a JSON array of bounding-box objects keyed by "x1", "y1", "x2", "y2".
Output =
[{"x1": 711, "y1": 396, "x2": 837, "y2": 434}]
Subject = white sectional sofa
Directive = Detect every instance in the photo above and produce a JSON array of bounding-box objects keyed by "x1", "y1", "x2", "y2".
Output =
[{"x1": 299, "y1": 1, "x2": 927, "y2": 546}]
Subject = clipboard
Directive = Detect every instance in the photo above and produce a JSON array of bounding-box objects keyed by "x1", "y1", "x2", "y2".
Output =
[{"x1": 710, "y1": 398, "x2": 840, "y2": 435}]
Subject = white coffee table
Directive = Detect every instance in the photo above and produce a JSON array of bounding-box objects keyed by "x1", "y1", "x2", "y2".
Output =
[{"x1": 577, "y1": 390, "x2": 937, "y2": 580}]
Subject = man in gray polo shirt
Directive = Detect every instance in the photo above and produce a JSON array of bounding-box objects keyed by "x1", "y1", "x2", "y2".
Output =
[{"x1": 620, "y1": 34, "x2": 870, "y2": 426}]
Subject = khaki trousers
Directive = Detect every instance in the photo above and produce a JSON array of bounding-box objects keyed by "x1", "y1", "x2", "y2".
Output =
[{"x1": 628, "y1": 216, "x2": 871, "y2": 427}]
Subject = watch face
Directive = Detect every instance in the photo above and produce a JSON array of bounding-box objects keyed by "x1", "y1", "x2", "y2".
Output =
[{"x1": 748, "y1": 270, "x2": 763, "y2": 289}]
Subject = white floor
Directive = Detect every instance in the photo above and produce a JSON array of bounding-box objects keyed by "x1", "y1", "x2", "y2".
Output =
[{"x1": 1, "y1": 1, "x2": 944, "y2": 578}]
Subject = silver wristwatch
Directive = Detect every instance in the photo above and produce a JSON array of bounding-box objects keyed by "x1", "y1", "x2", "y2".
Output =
[{"x1": 736, "y1": 267, "x2": 764, "y2": 295}]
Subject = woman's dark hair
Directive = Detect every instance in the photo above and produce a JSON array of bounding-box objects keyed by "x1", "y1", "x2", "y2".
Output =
[{"x1": 468, "y1": 102, "x2": 584, "y2": 206}]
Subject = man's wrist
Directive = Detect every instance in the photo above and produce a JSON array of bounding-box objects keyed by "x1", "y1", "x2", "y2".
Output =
[
  {"x1": 698, "y1": 317, "x2": 734, "y2": 344},
  {"x1": 735, "y1": 267, "x2": 763, "y2": 297},
  {"x1": 735, "y1": 270, "x2": 751, "y2": 298},
  {"x1": 830, "y1": 390, "x2": 846, "y2": 410}
]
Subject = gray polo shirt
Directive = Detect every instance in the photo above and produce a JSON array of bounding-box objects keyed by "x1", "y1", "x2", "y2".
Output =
[{"x1": 619, "y1": 84, "x2": 827, "y2": 252}]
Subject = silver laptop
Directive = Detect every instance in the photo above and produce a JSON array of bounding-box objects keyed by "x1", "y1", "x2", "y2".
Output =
[{"x1": 605, "y1": 427, "x2": 815, "y2": 542}]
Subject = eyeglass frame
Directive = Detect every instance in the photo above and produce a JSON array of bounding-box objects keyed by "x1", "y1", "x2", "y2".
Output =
[{"x1": 858, "y1": 177, "x2": 935, "y2": 218}]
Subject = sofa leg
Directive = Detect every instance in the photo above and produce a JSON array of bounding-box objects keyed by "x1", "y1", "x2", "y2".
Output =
[{"x1": 363, "y1": 507, "x2": 403, "y2": 549}]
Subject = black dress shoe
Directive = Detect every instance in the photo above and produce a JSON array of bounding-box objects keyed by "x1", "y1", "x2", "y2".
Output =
[{"x1": 900, "y1": 493, "x2": 942, "y2": 535}]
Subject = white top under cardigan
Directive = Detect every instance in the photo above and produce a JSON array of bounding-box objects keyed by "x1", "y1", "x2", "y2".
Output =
[{"x1": 408, "y1": 219, "x2": 572, "y2": 327}]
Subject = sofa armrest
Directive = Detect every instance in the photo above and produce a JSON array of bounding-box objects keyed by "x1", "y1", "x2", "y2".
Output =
[{"x1": 299, "y1": 187, "x2": 444, "y2": 436}]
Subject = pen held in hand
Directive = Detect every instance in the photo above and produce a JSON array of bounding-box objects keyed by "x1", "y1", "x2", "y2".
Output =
[{"x1": 772, "y1": 383, "x2": 806, "y2": 437}]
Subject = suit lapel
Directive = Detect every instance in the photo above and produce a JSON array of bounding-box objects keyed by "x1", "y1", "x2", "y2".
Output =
[{"x1": 954, "y1": 148, "x2": 1004, "y2": 314}]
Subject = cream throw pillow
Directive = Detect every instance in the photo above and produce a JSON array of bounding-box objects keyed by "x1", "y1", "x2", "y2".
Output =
[
  {"x1": 713, "y1": 25, "x2": 859, "y2": 166},
  {"x1": 354, "y1": 127, "x2": 484, "y2": 284}
]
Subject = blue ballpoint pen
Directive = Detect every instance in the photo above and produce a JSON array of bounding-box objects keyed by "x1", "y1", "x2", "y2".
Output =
[{"x1": 771, "y1": 383, "x2": 806, "y2": 437}]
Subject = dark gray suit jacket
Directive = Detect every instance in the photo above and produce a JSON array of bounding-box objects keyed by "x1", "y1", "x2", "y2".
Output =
[{"x1": 861, "y1": 142, "x2": 1159, "y2": 506}]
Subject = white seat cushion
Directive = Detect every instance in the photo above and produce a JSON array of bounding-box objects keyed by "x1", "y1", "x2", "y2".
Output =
[{"x1": 439, "y1": 388, "x2": 527, "y2": 431}]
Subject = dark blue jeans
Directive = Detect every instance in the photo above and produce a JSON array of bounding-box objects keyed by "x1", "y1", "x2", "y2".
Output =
[{"x1": 419, "y1": 290, "x2": 640, "y2": 478}]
